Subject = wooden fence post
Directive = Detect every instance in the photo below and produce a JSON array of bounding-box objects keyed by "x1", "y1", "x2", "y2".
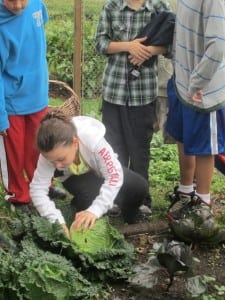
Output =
[{"x1": 73, "y1": 0, "x2": 82, "y2": 99}]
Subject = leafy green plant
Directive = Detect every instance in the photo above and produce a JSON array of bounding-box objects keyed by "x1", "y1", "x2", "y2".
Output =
[
  {"x1": 0, "y1": 239, "x2": 100, "y2": 300},
  {"x1": 70, "y1": 217, "x2": 119, "y2": 254},
  {"x1": 45, "y1": 0, "x2": 73, "y2": 19},
  {"x1": 46, "y1": 20, "x2": 74, "y2": 85},
  {"x1": 214, "y1": 284, "x2": 225, "y2": 296},
  {"x1": 0, "y1": 212, "x2": 135, "y2": 297},
  {"x1": 45, "y1": 0, "x2": 106, "y2": 99},
  {"x1": 80, "y1": 99, "x2": 102, "y2": 119}
]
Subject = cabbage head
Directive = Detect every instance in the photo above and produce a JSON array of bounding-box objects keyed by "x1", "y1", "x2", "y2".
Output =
[{"x1": 70, "y1": 216, "x2": 128, "y2": 255}]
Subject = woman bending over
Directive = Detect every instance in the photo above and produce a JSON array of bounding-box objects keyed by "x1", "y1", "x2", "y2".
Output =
[{"x1": 30, "y1": 111, "x2": 149, "y2": 236}]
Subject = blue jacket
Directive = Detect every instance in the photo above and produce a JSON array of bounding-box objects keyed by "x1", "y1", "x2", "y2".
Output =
[{"x1": 0, "y1": 0, "x2": 49, "y2": 130}]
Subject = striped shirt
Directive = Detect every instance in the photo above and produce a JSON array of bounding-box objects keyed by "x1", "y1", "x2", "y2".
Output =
[
  {"x1": 95, "y1": 0, "x2": 170, "y2": 106},
  {"x1": 174, "y1": 0, "x2": 225, "y2": 111}
]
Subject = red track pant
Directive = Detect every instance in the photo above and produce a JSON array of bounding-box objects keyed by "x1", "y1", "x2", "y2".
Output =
[{"x1": 0, "y1": 107, "x2": 48, "y2": 203}]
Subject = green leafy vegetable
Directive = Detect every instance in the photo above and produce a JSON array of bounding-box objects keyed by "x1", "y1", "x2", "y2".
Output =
[
  {"x1": 0, "y1": 213, "x2": 135, "y2": 298},
  {"x1": 0, "y1": 239, "x2": 99, "y2": 300},
  {"x1": 70, "y1": 217, "x2": 123, "y2": 255}
]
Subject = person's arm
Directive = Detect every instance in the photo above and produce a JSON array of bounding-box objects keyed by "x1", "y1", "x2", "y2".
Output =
[
  {"x1": 0, "y1": 77, "x2": 8, "y2": 133},
  {"x1": 95, "y1": 4, "x2": 151, "y2": 63},
  {"x1": 87, "y1": 138, "x2": 123, "y2": 216},
  {"x1": 72, "y1": 138, "x2": 123, "y2": 231},
  {"x1": 0, "y1": 43, "x2": 9, "y2": 132},
  {"x1": 188, "y1": 1, "x2": 225, "y2": 96},
  {"x1": 129, "y1": 45, "x2": 167, "y2": 66},
  {"x1": 147, "y1": 45, "x2": 168, "y2": 56},
  {"x1": 30, "y1": 155, "x2": 66, "y2": 225},
  {"x1": 96, "y1": 16, "x2": 152, "y2": 64},
  {"x1": 41, "y1": 1, "x2": 49, "y2": 24},
  {"x1": 107, "y1": 37, "x2": 152, "y2": 63},
  {"x1": 61, "y1": 223, "x2": 70, "y2": 238},
  {"x1": 72, "y1": 210, "x2": 97, "y2": 232}
]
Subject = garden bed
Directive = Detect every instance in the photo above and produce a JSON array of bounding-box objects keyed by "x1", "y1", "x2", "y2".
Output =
[{"x1": 108, "y1": 196, "x2": 225, "y2": 300}]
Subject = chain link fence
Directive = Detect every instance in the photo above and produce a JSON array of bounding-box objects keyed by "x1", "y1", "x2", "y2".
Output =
[
  {"x1": 46, "y1": 0, "x2": 106, "y2": 101},
  {"x1": 81, "y1": 1, "x2": 106, "y2": 100}
]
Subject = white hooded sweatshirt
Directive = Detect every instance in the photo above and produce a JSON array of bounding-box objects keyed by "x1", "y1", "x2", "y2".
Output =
[{"x1": 30, "y1": 116, "x2": 123, "y2": 224}]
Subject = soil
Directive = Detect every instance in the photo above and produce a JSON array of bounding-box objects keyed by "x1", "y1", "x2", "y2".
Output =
[{"x1": 107, "y1": 198, "x2": 225, "y2": 300}]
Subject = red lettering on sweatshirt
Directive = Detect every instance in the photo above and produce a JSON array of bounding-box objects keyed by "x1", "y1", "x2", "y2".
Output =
[{"x1": 98, "y1": 147, "x2": 120, "y2": 186}]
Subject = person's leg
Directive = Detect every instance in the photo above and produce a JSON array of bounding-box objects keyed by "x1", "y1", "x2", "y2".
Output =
[
  {"x1": 24, "y1": 108, "x2": 48, "y2": 182},
  {"x1": 115, "y1": 167, "x2": 149, "y2": 223},
  {"x1": 63, "y1": 167, "x2": 148, "y2": 224},
  {"x1": 194, "y1": 108, "x2": 225, "y2": 204},
  {"x1": 167, "y1": 143, "x2": 196, "y2": 219},
  {"x1": 125, "y1": 103, "x2": 155, "y2": 181},
  {"x1": 194, "y1": 155, "x2": 214, "y2": 205},
  {"x1": 177, "y1": 142, "x2": 195, "y2": 188},
  {"x1": 102, "y1": 100, "x2": 129, "y2": 166},
  {"x1": 169, "y1": 156, "x2": 214, "y2": 220},
  {"x1": 123, "y1": 103, "x2": 155, "y2": 208},
  {"x1": 62, "y1": 171, "x2": 103, "y2": 211},
  {"x1": 169, "y1": 106, "x2": 220, "y2": 218},
  {"x1": 166, "y1": 88, "x2": 196, "y2": 218},
  {"x1": 166, "y1": 77, "x2": 183, "y2": 142},
  {"x1": 154, "y1": 96, "x2": 168, "y2": 133},
  {"x1": 183, "y1": 109, "x2": 223, "y2": 205},
  {"x1": 3, "y1": 115, "x2": 30, "y2": 203}
]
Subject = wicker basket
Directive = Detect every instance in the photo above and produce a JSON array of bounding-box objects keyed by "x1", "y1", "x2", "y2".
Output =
[{"x1": 48, "y1": 80, "x2": 80, "y2": 117}]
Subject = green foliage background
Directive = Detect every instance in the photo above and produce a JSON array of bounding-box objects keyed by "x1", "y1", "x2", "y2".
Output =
[{"x1": 45, "y1": 0, "x2": 106, "y2": 98}]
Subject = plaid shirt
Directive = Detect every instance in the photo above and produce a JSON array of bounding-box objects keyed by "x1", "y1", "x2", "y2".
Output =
[{"x1": 95, "y1": 0, "x2": 171, "y2": 106}]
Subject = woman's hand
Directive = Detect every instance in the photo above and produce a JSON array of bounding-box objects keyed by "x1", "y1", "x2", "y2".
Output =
[
  {"x1": 61, "y1": 223, "x2": 70, "y2": 238},
  {"x1": 72, "y1": 211, "x2": 97, "y2": 232}
]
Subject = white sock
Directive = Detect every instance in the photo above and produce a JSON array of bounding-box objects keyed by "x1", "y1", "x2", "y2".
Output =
[
  {"x1": 178, "y1": 184, "x2": 194, "y2": 194},
  {"x1": 195, "y1": 192, "x2": 211, "y2": 205}
]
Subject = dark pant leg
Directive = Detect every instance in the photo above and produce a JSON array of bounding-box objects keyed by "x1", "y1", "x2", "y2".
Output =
[
  {"x1": 123, "y1": 103, "x2": 156, "y2": 181},
  {"x1": 102, "y1": 100, "x2": 129, "y2": 167},
  {"x1": 102, "y1": 101, "x2": 155, "y2": 181},
  {"x1": 62, "y1": 167, "x2": 148, "y2": 224},
  {"x1": 115, "y1": 167, "x2": 149, "y2": 223},
  {"x1": 120, "y1": 103, "x2": 155, "y2": 207},
  {"x1": 62, "y1": 171, "x2": 103, "y2": 211}
]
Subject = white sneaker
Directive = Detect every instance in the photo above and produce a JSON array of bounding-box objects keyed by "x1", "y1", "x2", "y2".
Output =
[
  {"x1": 108, "y1": 204, "x2": 121, "y2": 217},
  {"x1": 139, "y1": 204, "x2": 152, "y2": 215}
]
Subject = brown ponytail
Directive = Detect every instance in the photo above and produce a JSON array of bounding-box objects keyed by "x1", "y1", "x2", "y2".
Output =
[{"x1": 36, "y1": 110, "x2": 77, "y2": 152}]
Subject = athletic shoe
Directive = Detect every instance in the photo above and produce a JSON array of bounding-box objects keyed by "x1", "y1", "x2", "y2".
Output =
[
  {"x1": 139, "y1": 204, "x2": 152, "y2": 215},
  {"x1": 192, "y1": 195, "x2": 211, "y2": 206},
  {"x1": 167, "y1": 187, "x2": 195, "y2": 221},
  {"x1": 107, "y1": 204, "x2": 121, "y2": 217},
  {"x1": 132, "y1": 210, "x2": 151, "y2": 223}
]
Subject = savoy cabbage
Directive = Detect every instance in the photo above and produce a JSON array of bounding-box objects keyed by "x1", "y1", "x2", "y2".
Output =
[{"x1": 0, "y1": 213, "x2": 135, "y2": 299}]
